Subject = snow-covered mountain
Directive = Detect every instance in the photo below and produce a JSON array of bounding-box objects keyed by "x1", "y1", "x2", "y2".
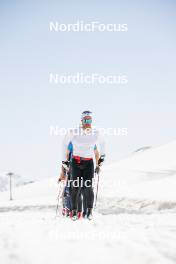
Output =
[
  {"x1": 97, "y1": 140, "x2": 176, "y2": 214},
  {"x1": 133, "y1": 146, "x2": 152, "y2": 153},
  {"x1": 0, "y1": 174, "x2": 34, "y2": 192},
  {"x1": 0, "y1": 175, "x2": 8, "y2": 191},
  {"x1": 0, "y1": 140, "x2": 176, "y2": 211}
]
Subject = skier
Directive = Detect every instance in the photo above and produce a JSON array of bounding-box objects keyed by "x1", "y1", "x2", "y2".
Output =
[
  {"x1": 59, "y1": 142, "x2": 83, "y2": 218},
  {"x1": 61, "y1": 110, "x2": 105, "y2": 220},
  {"x1": 59, "y1": 142, "x2": 99, "y2": 219}
]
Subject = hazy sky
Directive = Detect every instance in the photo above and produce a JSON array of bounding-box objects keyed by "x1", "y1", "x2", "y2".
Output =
[{"x1": 0, "y1": 0, "x2": 176, "y2": 180}]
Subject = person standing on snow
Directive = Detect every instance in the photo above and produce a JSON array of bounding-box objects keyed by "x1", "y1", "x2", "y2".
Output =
[
  {"x1": 59, "y1": 142, "x2": 83, "y2": 218},
  {"x1": 59, "y1": 142, "x2": 99, "y2": 218},
  {"x1": 61, "y1": 110, "x2": 105, "y2": 220}
]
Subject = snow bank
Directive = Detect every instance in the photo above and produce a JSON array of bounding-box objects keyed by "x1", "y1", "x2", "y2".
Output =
[
  {"x1": 0, "y1": 140, "x2": 176, "y2": 212},
  {"x1": 100, "y1": 140, "x2": 176, "y2": 210}
]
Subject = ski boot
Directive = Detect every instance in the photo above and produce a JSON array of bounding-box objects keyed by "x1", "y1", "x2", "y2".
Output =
[
  {"x1": 62, "y1": 208, "x2": 66, "y2": 216},
  {"x1": 66, "y1": 208, "x2": 70, "y2": 217},
  {"x1": 71, "y1": 210, "x2": 78, "y2": 221},
  {"x1": 82, "y1": 211, "x2": 87, "y2": 218},
  {"x1": 87, "y1": 208, "x2": 93, "y2": 220},
  {"x1": 77, "y1": 211, "x2": 82, "y2": 219}
]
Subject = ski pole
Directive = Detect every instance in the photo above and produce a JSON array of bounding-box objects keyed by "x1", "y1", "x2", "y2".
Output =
[
  {"x1": 94, "y1": 171, "x2": 100, "y2": 208},
  {"x1": 55, "y1": 180, "x2": 64, "y2": 217},
  {"x1": 55, "y1": 181, "x2": 61, "y2": 217}
]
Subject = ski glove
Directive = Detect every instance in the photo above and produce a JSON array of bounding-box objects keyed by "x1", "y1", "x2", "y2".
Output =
[
  {"x1": 98, "y1": 155, "x2": 105, "y2": 166},
  {"x1": 58, "y1": 172, "x2": 66, "y2": 182},
  {"x1": 62, "y1": 160, "x2": 70, "y2": 171}
]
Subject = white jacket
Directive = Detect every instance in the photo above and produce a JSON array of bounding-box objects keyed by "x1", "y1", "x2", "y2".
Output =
[{"x1": 62, "y1": 127, "x2": 105, "y2": 160}]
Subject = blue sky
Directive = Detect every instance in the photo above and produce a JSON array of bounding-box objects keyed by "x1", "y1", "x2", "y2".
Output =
[{"x1": 0, "y1": 0, "x2": 176, "y2": 180}]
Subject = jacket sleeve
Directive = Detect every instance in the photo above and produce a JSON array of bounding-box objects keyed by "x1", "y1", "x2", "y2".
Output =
[
  {"x1": 97, "y1": 131, "x2": 106, "y2": 157},
  {"x1": 61, "y1": 130, "x2": 73, "y2": 161}
]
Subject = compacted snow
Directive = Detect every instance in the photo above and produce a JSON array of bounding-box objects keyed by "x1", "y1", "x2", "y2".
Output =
[
  {"x1": 0, "y1": 141, "x2": 176, "y2": 264},
  {"x1": 0, "y1": 211, "x2": 176, "y2": 264}
]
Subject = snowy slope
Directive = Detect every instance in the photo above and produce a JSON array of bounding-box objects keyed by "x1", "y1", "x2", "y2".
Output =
[
  {"x1": 0, "y1": 140, "x2": 176, "y2": 209},
  {"x1": 1, "y1": 141, "x2": 176, "y2": 264},
  {"x1": 100, "y1": 140, "x2": 176, "y2": 202}
]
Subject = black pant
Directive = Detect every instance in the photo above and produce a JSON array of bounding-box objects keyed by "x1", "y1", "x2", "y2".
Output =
[
  {"x1": 66, "y1": 169, "x2": 83, "y2": 212},
  {"x1": 71, "y1": 158, "x2": 94, "y2": 211}
]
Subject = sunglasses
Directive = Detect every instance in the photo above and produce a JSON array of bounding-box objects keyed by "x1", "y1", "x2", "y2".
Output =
[{"x1": 83, "y1": 119, "x2": 92, "y2": 124}]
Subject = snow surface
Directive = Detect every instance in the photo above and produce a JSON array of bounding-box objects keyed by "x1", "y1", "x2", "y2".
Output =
[{"x1": 0, "y1": 140, "x2": 176, "y2": 264}]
